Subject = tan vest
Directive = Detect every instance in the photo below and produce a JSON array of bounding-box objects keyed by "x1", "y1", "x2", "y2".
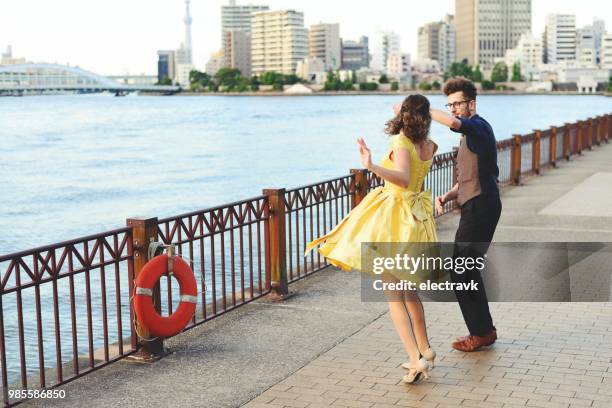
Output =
[{"x1": 456, "y1": 135, "x2": 482, "y2": 205}]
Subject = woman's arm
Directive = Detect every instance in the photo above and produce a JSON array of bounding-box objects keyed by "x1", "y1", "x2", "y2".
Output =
[
  {"x1": 430, "y1": 108, "x2": 462, "y2": 130},
  {"x1": 358, "y1": 138, "x2": 410, "y2": 188}
]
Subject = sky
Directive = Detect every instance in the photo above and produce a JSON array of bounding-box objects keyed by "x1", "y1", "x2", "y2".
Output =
[{"x1": 1, "y1": 0, "x2": 610, "y2": 76}]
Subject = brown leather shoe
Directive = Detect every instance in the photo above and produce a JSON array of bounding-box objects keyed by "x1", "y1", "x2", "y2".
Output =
[{"x1": 452, "y1": 330, "x2": 497, "y2": 352}]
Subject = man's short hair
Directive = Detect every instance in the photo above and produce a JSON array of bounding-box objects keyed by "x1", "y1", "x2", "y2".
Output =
[{"x1": 443, "y1": 77, "x2": 477, "y2": 100}]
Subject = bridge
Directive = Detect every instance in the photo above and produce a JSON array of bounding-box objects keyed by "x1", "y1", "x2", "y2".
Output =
[{"x1": 0, "y1": 63, "x2": 180, "y2": 95}]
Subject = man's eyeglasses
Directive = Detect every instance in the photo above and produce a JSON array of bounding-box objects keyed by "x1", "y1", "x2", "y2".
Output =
[{"x1": 444, "y1": 100, "x2": 472, "y2": 110}]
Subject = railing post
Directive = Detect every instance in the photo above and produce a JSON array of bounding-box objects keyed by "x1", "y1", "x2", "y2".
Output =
[
  {"x1": 511, "y1": 134, "x2": 522, "y2": 185},
  {"x1": 563, "y1": 122, "x2": 571, "y2": 160},
  {"x1": 262, "y1": 188, "x2": 290, "y2": 300},
  {"x1": 533, "y1": 130, "x2": 541, "y2": 175},
  {"x1": 594, "y1": 117, "x2": 601, "y2": 146},
  {"x1": 126, "y1": 217, "x2": 165, "y2": 361},
  {"x1": 576, "y1": 121, "x2": 583, "y2": 155},
  {"x1": 350, "y1": 169, "x2": 368, "y2": 209},
  {"x1": 549, "y1": 126, "x2": 557, "y2": 167},
  {"x1": 587, "y1": 118, "x2": 593, "y2": 150},
  {"x1": 452, "y1": 147, "x2": 459, "y2": 209},
  {"x1": 607, "y1": 114, "x2": 612, "y2": 142}
]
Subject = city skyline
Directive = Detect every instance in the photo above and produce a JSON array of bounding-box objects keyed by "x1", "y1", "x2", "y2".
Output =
[{"x1": 0, "y1": 0, "x2": 608, "y2": 75}]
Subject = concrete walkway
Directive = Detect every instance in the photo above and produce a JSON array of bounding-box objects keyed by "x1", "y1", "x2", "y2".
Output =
[{"x1": 26, "y1": 142, "x2": 612, "y2": 408}]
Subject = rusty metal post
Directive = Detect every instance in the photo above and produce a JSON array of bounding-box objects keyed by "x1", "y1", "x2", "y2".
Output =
[
  {"x1": 126, "y1": 217, "x2": 165, "y2": 362},
  {"x1": 452, "y1": 147, "x2": 459, "y2": 210},
  {"x1": 511, "y1": 134, "x2": 522, "y2": 185},
  {"x1": 549, "y1": 126, "x2": 557, "y2": 167},
  {"x1": 262, "y1": 188, "x2": 290, "y2": 300},
  {"x1": 533, "y1": 130, "x2": 541, "y2": 175},
  {"x1": 587, "y1": 118, "x2": 593, "y2": 150},
  {"x1": 594, "y1": 116, "x2": 601, "y2": 146},
  {"x1": 350, "y1": 169, "x2": 368, "y2": 209},
  {"x1": 576, "y1": 121, "x2": 583, "y2": 155},
  {"x1": 563, "y1": 123, "x2": 571, "y2": 160}
]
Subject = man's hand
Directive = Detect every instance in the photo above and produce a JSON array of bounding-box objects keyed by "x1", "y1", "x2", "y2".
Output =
[{"x1": 435, "y1": 195, "x2": 446, "y2": 215}]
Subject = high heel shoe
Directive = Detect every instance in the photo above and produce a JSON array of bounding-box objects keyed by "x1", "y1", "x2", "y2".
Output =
[
  {"x1": 402, "y1": 357, "x2": 430, "y2": 384},
  {"x1": 402, "y1": 347, "x2": 436, "y2": 369}
]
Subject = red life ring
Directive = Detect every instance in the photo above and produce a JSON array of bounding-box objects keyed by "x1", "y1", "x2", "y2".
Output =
[{"x1": 133, "y1": 254, "x2": 197, "y2": 338}]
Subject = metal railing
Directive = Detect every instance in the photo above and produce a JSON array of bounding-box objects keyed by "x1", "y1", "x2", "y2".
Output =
[{"x1": 0, "y1": 113, "x2": 610, "y2": 406}]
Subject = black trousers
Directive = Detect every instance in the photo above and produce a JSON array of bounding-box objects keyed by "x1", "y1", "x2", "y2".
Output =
[{"x1": 452, "y1": 194, "x2": 501, "y2": 336}]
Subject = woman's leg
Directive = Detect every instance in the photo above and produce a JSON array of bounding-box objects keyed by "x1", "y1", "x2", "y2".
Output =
[
  {"x1": 382, "y1": 273, "x2": 421, "y2": 364},
  {"x1": 403, "y1": 290, "x2": 431, "y2": 354}
]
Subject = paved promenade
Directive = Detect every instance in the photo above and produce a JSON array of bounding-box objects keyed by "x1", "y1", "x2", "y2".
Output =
[{"x1": 27, "y1": 142, "x2": 612, "y2": 408}]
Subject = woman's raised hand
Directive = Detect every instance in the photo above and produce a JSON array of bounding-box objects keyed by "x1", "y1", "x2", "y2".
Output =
[
  {"x1": 357, "y1": 138, "x2": 372, "y2": 170},
  {"x1": 393, "y1": 103, "x2": 401, "y2": 115}
]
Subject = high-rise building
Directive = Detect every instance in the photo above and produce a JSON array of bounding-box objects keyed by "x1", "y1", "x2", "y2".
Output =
[
  {"x1": 308, "y1": 23, "x2": 341, "y2": 71},
  {"x1": 576, "y1": 18, "x2": 606, "y2": 65},
  {"x1": 418, "y1": 15, "x2": 455, "y2": 71},
  {"x1": 418, "y1": 22, "x2": 441, "y2": 61},
  {"x1": 251, "y1": 10, "x2": 308, "y2": 75},
  {"x1": 221, "y1": 0, "x2": 269, "y2": 37},
  {"x1": 601, "y1": 34, "x2": 612, "y2": 70},
  {"x1": 370, "y1": 30, "x2": 401, "y2": 72},
  {"x1": 223, "y1": 29, "x2": 252, "y2": 76},
  {"x1": 157, "y1": 50, "x2": 176, "y2": 83},
  {"x1": 576, "y1": 28, "x2": 597, "y2": 66},
  {"x1": 438, "y1": 15, "x2": 456, "y2": 72},
  {"x1": 341, "y1": 37, "x2": 369, "y2": 71},
  {"x1": 455, "y1": 0, "x2": 531, "y2": 70},
  {"x1": 221, "y1": 1, "x2": 269, "y2": 75},
  {"x1": 545, "y1": 14, "x2": 576, "y2": 64}
]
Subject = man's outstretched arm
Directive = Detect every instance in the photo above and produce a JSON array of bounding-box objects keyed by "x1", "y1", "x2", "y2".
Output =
[{"x1": 430, "y1": 108, "x2": 461, "y2": 130}]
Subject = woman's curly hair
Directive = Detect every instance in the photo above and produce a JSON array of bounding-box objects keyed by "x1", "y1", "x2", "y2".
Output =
[{"x1": 384, "y1": 94, "x2": 431, "y2": 143}]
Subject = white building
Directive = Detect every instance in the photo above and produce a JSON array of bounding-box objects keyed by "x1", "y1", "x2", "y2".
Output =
[
  {"x1": 221, "y1": 0, "x2": 269, "y2": 36},
  {"x1": 503, "y1": 32, "x2": 543, "y2": 80},
  {"x1": 308, "y1": 23, "x2": 341, "y2": 71},
  {"x1": 601, "y1": 34, "x2": 612, "y2": 70},
  {"x1": 387, "y1": 53, "x2": 411, "y2": 81},
  {"x1": 438, "y1": 15, "x2": 456, "y2": 72},
  {"x1": 418, "y1": 15, "x2": 455, "y2": 72},
  {"x1": 455, "y1": 0, "x2": 532, "y2": 70},
  {"x1": 251, "y1": 10, "x2": 308, "y2": 75},
  {"x1": 370, "y1": 30, "x2": 401, "y2": 72},
  {"x1": 220, "y1": 0, "x2": 269, "y2": 75},
  {"x1": 176, "y1": 63, "x2": 194, "y2": 87},
  {"x1": 576, "y1": 18, "x2": 606, "y2": 66},
  {"x1": 296, "y1": 57, "x2": 325, "y2": 83},
  {"x1": 545, "y1": 14, "x2": 576, "y2": 64}
]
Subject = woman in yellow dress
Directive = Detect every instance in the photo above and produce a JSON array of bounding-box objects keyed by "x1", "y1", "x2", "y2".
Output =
[{"x1": 305, "y1": 94, "x2": 438, "y2": 384}]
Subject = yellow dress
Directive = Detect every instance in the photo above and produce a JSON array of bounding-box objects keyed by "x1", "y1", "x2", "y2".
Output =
[{"x1": 305, "y1": 133, "x2": 438, "y2": 279}]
